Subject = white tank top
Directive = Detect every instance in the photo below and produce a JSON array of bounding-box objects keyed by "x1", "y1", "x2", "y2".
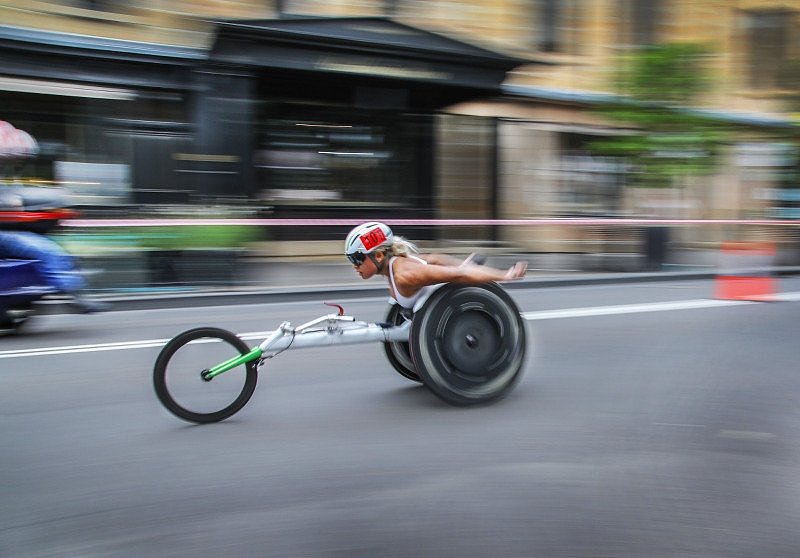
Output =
[{"x1": 388, "y1": 255, "x2": 435, "y2": 310}]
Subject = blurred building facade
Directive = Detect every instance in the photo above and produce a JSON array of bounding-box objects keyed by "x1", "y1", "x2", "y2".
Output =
[{"x1": 1, "y1": 0, "x2": 798, "y2": 255}]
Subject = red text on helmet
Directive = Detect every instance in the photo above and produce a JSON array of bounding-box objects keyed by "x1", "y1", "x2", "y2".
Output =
[{"x1": 359, "y1": 227, "x2": 387, "y2": 251}]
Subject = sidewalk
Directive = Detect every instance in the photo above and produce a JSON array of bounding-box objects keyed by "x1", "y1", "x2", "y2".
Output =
[{"x1": 72, "y1": 252, "x2": 742, "y2": 312}]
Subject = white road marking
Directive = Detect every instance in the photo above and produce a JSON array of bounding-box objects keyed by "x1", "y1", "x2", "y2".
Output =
[
  {"x1": 523, "y1": 291, "x2": 800, "y2": 321},
  {"x1": 0, "y1": 330, "x2": 277, "y2": 359},
  {"x1": 717, "y1": 430, "x2": 776, "y2": 440},
  {"x1": 652, "y1": 422, "x2": 706, "y2": 428},
  {"x1": 1, "y1": 293, "x2": 798, "y2": 360},
  {"x1": 521, "y1": 298, "x2": 749, "y2": 320}
]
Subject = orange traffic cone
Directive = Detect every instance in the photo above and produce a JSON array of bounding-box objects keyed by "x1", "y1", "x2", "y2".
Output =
[{"x1": 714, "y1": 242, "x2": 777, "y2": 301}]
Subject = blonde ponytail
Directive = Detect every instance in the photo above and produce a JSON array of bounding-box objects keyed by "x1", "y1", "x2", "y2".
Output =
[{"x1": 388, "y1": 236, "x2": 420, "y2": 257}]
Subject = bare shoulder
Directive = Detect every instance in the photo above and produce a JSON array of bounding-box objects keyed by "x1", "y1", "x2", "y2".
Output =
[
  {"x1": 392, "y1": 257, "x2": 456, "y2": 291},
  {"x1": 391, "y1": 255, "x2": 428, "y2": 279}
]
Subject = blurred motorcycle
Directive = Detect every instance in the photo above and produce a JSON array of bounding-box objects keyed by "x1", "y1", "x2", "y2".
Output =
[
  {"x1": 0, "y1": 185, "x2": 105, "y2": 334},
  {"x1": 0, "y1": 258, "x2": 55, "y2": 333}
]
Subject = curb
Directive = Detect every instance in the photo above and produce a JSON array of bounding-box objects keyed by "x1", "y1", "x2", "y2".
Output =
[
  {"x1": 37, "y1": 266, "x2": 800, "y2": 313},
  {"x1": 79, "y1": 270, "x2": 723, "y2": 312}
]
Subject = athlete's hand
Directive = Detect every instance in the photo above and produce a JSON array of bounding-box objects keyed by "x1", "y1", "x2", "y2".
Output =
[
  {"x1": 460, "y1": 253, "x2": 487, "y2": 267},
  {"x1": 503, "y1": 261, "x2": 527, "y2": 281}
]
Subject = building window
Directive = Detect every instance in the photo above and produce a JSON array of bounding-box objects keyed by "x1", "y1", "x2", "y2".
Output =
[
  {"x1": 736, "y1": 143, "x2": 800, "y2": 219},
  {"x1": 536, "y1": 0, "x2": 582, "y2": 54},
  {"x1": 384, "y1": 0, "x2": 399, "y2": 17},
  {"x1": 555, "y1": 152, "x2": 626, "y2": 216},
  {"x1": 80, "y1": 0, "x2": 126, "y2": 12},
  {"x1": 618, "y1": 0, "x2": 663, "y2": 47},
  {"x1": 745, "y1": 10, "x2": 793, "y2": 89},
  {"x1": 255, "y1": 106, "x2": 429, "y2": 212},
  {"x1": 0, "y1": 87, "x2": 190, "y2": 206}
]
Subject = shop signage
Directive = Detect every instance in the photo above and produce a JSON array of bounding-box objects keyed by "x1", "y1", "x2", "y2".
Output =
[{"x1": 314, "y1": 56, "x2": 450, "y2": 81}]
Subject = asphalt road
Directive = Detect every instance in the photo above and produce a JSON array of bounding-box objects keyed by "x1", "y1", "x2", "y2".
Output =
[{"x1": 2, "y1": 278, "x2": 800, "y2": 557}]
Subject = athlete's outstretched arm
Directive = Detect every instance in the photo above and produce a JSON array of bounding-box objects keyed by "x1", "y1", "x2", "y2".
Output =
[
  {"x1": 422, "y1": 252, "x2": 486, "y2": 267},
  {"x1": 393, "y1": 258, "x2": 527, "y2": 293}
]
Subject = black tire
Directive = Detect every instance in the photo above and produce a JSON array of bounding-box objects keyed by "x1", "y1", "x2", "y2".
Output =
[
  {"x1": 0, "y1": 312, "x2": 15, "y2": 335},
  {"x1": 382, "y1": 304, "x2": 422, "y2": 383},
  {"x1": 409, "y1": 283, "x2": 527, "y2": 406},
  {"x1": 153, "y1": 327, "x2": 258, "y2": 423},
  {"x1": 0, "y1": 306, "x2": 32, "y2": 335}
]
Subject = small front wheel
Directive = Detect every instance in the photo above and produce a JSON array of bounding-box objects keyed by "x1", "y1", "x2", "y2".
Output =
[{"x1": 153, "y1": 327, "x2": 258, "y2": 423}]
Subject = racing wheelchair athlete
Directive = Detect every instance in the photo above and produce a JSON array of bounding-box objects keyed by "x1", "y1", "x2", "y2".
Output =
[{"x1": 153, "y1": 222, "x2": 529, "y2": 423}]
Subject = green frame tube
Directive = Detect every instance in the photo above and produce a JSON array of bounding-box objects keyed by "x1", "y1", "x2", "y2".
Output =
[{"x1": 203, "y1": 346, "x2": 263, "y2": 380}]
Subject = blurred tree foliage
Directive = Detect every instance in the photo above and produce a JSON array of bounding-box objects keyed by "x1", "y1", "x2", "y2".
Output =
[{"x1": 590, "y1": 43, "x2": 729, "y2": 188}]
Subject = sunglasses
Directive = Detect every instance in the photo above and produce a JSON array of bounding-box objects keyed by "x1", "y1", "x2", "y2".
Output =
[{"x1": 347, "y1": 252, "x2": 367, "y2": 266}]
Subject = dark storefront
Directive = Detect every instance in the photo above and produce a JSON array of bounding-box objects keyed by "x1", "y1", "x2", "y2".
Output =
[
  {"x1": 1, "y1": 19, "x2": 522, "y2": 233},
  {"x1": 0, "y1": 25, "x2": 199, "y2": 207}
]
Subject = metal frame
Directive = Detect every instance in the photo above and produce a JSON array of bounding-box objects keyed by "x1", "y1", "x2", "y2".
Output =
[{"x1": 200, "y1": 304, "x2": 411, "y2": 381}]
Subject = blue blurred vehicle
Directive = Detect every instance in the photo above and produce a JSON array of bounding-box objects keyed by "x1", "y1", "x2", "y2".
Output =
[
  {"x1": 0, "y1": 258, "x2": 55, "y2": 332},
  {"x1": 0, "y1": 185, "x2": 106, "y2": 332}
]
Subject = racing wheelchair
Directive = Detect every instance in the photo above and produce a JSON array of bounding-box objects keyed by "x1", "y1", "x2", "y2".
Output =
[{"x1": 153, "y1": 282, "x2": 527, "y2": 423}]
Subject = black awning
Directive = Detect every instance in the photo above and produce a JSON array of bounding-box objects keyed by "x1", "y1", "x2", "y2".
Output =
[
  {"x1": 209, "y1": 17, "x2": 528, "y2": 105},
  {"x1": 0, "y1": 25, "x2": 201, "y2": 90}
]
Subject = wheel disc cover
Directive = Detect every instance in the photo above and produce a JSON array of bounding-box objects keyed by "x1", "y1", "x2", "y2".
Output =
[
  {"x1": 436, "y1": 306, "x2": 504, "y2": 379},
  {"x1": 410, "y1": 284, "x2": 526, "y2": 403}
]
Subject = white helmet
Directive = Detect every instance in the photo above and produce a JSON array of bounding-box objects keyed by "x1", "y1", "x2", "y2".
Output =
[{"x1": 344, "y1": 222, "x2": 393, "y2": 265}]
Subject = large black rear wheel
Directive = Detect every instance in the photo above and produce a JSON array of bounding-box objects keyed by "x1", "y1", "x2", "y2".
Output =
[{"x1": 409, "y1": 283, "x2": 526, "y2": 406}]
